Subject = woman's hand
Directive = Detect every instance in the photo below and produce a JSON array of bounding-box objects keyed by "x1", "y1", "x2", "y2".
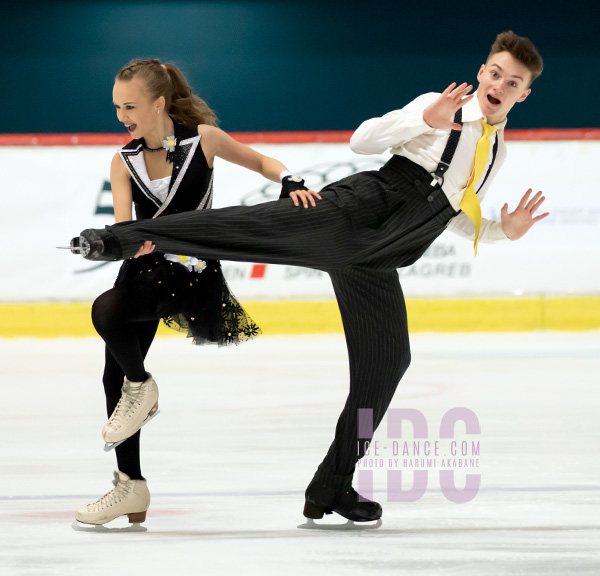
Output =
[
  {"x1": 290, "y1": 189, "x2": 322, "y2": 208},
  {"x1": 134, "y1": 240, "x2": 156, "y2": 258},
  {"x1": 500, "y1": 189, "x2": 549, "y2": 240}
]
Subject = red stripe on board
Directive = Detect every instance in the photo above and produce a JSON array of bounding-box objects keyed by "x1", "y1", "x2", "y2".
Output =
[
  {"x1": 0, "y1": 131, "x2": 354, "y2": 146},
  {"x1": 504, "y1": 128, "x2": 600, "y2": 141},
  {"x1": 0, "y1": 128, "x2": 599, "y2": 146},
  {"x1": 231, "y1": 131, "x2": 354, "y2": 144},
  {"x1": 0, "y1": 134, "x2": 133, "y2": 146}
]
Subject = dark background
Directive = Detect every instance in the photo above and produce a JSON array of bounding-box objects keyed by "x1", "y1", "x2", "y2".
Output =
[{"x1": 2, "y1": 0, "x2": 598, "y2": 133}]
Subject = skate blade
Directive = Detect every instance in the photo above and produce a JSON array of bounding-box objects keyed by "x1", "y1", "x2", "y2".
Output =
[
  {"x1": 57, "y1": 236, "x2": 90, "y2": 256},
  {"x1": 71, "y1": 520, "x2": 147, "y2": 533},
  {"x1": 297, "y1": 518, "x2": 382, "y2": 531},
  {"x1": 56, "y1": 246, "x2": 84, "y2": 252},
  {"x1": 103, "y1": 408, "x2": 161, "y2": 452}
]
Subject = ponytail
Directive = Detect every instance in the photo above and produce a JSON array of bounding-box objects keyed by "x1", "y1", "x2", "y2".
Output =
[{"x1": 163, "y1": 64, "x2": 218, "y2": 127}]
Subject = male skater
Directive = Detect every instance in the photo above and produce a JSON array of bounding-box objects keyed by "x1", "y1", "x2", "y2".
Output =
[{"x1": 70, "y1": 31, "x2": 547, "y2": 524}]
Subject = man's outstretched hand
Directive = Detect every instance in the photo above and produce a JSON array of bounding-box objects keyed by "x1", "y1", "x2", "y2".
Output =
[
  {"x1": 500, "y1": 189, "x2": 549, "y2": 240},
  {"x1": 423, "y1": 82, "x2": 474, "y2": 131}
]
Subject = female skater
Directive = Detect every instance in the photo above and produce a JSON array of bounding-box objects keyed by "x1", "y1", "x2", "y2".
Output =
[{"x1": 75, "y1": 59, "x2": 318, "y2": 528}]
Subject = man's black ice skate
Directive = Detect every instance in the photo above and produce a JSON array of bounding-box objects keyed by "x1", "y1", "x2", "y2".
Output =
[
  {"x1": 58, "y1": 228, "x2": 122, "y2": 261},
  {"x1": 299, "y1": 478, "x2": 382, "y2": 530}
]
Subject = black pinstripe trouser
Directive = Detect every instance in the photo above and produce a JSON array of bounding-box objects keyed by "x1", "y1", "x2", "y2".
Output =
[{"x1": 108, "y1": 156, "x2": 458, "y2": 487}]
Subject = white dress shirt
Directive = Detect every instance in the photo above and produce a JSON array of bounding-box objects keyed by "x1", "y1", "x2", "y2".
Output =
[{"x1": 350, "y1": 92, "x2": 509, "y2": 243}]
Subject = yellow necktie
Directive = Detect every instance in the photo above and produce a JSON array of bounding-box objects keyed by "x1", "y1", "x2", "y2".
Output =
[{"x1": 459, "y1": 119, "x2": 497, "y2": 256}]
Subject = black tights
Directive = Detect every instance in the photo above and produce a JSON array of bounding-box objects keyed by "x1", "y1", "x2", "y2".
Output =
[{"x1": 91, "y1": 280, "x2": 192, "y2": 480}]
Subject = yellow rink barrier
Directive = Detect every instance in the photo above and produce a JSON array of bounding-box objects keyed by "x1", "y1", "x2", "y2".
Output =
[{"x1": 1, "y1": 297, "x2": 599, "y2": 338}]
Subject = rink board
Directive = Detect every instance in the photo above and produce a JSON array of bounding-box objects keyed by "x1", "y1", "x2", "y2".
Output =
[{"x1": 1, "y1": 131, "x2": 599, "y2": 334}]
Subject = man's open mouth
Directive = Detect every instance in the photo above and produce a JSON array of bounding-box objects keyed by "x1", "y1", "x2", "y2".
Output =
[{"x1": 487, "y1": 95, "x2": 501, "y2": 105}]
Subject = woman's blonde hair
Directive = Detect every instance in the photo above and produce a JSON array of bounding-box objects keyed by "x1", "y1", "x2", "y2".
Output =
[{"x1": 116, "y1": 58, "x2": 218, "y2": 126}]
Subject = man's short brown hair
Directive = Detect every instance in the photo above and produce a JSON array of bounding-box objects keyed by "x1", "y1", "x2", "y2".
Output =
[{"x1": 488, "y1": 31, "x2": 543, "y2": 84}]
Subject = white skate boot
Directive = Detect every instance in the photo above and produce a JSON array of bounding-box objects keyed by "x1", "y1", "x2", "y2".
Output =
[
  {"x1": 102, "y1": 373, "x2": 159, "y2": 451},
  {"x1": 73, "y1": 471, "x2": 150, "y2": 532}
]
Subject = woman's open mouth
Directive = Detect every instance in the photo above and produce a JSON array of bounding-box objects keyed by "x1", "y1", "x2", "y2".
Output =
[{"x1": 126, "y1": 124, "x2": 137, "y2": 133}]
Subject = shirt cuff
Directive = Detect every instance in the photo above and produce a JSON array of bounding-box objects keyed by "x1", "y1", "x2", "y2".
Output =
[{"x1": 481, "y1": 220, "x2": 510, "y2": 243}]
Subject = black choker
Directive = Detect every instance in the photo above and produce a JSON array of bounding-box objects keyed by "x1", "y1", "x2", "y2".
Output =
[
  {"x1": 142, "y1": 135, "x2": 177, "y2": 163},
  {"x1": 143, "y1": 144, "x2": 163, "y2": 152}
]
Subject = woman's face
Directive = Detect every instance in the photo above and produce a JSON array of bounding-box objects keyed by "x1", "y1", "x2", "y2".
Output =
[{"x1": 112, "y1": 78, "x2": 162, "y2": 138}]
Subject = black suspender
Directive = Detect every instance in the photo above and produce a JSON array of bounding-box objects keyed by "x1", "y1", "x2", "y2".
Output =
[
  {"x1": 430, "y1": 108, "x2": 462, "y2": 187},
  {"x1": 430, "y1": 108, "x2": 498, "y2": 195}
]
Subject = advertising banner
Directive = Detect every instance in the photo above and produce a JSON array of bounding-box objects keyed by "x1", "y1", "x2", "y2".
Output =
[{"x1": 2, "y1": 140, "x2": 599, "y2": 302}]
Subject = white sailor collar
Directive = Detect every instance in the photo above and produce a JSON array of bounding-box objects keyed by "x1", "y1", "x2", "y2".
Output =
[{"x1": 118, "y1": 133, "x2": 201, "y2": 216}]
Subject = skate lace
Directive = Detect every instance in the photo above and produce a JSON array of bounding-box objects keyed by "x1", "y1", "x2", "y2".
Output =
[
  {"x1": 87, "y1": 472, "x2": 132, "y2": 511},
  {"x1": 108, "y1": 382, "x2": 145, "y2": 427}
]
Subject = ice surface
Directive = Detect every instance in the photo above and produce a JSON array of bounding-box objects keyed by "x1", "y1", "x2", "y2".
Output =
[{"x1": 1, "y1": 332, "x2": 599, "y2": 575}]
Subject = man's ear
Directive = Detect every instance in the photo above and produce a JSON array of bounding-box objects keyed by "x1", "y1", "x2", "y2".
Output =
[
  {"x1": 517, "y1": 88, "x2": 531, "y2": 103},
  {"x1": 476, "y1": 64, "x2": 486, "y2": 82}
]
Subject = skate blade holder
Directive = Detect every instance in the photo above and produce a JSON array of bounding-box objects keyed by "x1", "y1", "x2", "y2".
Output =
[
  {"x1": 72, "y1": 520, "x2": 147, "y2": 533},
  {"x1": 56, "y1": 236, "x2": 90, "y2": 257},
  {"x1": 103, "y1": 408, "x2": 161, "y2": 452},
  {"x1": 297, "y1": 518, "x2": 382, "y2": 531}
]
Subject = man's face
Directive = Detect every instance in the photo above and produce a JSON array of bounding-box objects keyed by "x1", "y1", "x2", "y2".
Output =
[{"x1": 476, "y1": 51, "x2": 532, "y2": 125}]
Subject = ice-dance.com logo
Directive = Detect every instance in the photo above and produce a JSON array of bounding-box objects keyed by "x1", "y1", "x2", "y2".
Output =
[{"x1": 356, "y1": 407, "x2": 481, "y2": 504}]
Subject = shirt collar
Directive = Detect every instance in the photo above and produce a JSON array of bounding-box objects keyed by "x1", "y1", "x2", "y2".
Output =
[{"x1": 463, "y1": 91, "x2": 508, "y2": 130}]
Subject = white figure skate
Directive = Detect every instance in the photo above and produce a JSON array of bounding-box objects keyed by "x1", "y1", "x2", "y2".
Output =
[
  {"x1": 73, "y1": 471, "x2": 150, "y2": 532},
  {"x1": 103, "y1": 373, "x2": 159, "y2": 451}
]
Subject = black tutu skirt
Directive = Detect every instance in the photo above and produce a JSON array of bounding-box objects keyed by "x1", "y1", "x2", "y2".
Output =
[{"x1": 114, "y1": 253, "x2": 261, "y2": 346}]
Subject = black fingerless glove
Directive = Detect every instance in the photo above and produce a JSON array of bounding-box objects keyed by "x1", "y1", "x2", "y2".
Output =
[{"x1": 280, "y1": 175, "x2": 308, "y2": 199}]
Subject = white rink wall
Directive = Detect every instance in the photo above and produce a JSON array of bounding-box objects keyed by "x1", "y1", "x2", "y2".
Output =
[{"x1": 2, "y1": 140, "x2": 599, "y2": 302}]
